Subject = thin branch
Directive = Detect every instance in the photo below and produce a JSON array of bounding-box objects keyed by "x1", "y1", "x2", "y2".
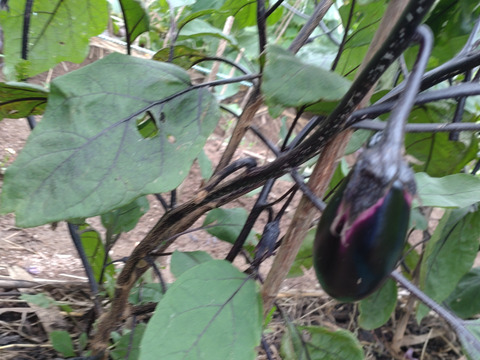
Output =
[
  {"x1": 288, "y1": 0, "x2": 334, "y2": 54},
  {"x1": 190, "y1": 56, "x2": 251, "y2": 75},
  {"x1": 266, "y1": 0, "x2": 284, "y2": 18},
  {"x1": 331, "y1": 0, "x2": 355, "y2": 71},
  {"x1": 257, "y1": 0, "x2": 267, "y2": 60},
  {"x1": 21, "y1": 0, "x2": 33, "y2": 60},
  {"x1": 67, "y1": 224, "x2": 102, "y2": 315},
  {"x1": 349, "y1": 82, "x2": 480, "y2": 125},
  {"x1": 352, "y1": 120, "x2": 480, "y2": 133},
  {"x1": 392, "y1": 271, "x2": 480, "y2": 358}
]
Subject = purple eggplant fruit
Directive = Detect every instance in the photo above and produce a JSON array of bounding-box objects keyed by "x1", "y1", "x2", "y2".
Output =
[
  {"x1": 313, "y1": 26, "x2": 432, "y2": 301},
  {"x1": 313, "y1": 159, "x2": 415, "y2": 301}
]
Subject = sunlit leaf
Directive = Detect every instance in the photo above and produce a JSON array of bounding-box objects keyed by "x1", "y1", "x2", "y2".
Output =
[
  {"x1": 415, "y1": 173, "x2": 480, "y2": 208},
  {"x1": 0, "y1": 0, "x2": 108, "y2": 79},
  {"x1": 119, "y1": 0, "x2": 150, "y2": 45},
  {"x1": 0, "y1": 53, "x2": 220, "y2": 227},
  {"x1": 263, "y1": 45, "x2": 351, "y2": 108}
]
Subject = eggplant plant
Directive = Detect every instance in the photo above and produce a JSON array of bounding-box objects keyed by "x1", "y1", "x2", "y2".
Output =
[
  {"x1": 313, "y1": 26, "x2": 432, "y2": 302},
  {"x1": 2, "y1": 1, "x2": 480, "y2": 359}
]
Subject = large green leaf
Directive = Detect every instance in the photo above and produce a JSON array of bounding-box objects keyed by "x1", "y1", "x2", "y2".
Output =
[
  {"x1": 0, "y1": 53, "x2": 220, "y2": 227},
  {"x1": 358, "y1": 279, "x2": 397, "y2": 330},
  {"x1": 445, "y1": 268, "x2": 480, "y2": 319},
  {"x1": 281, "y1": 324, "x2": 364, "y2": 360},
  {"x1": 0, "y1": 0, "x2": 109, "y2": 79},
  {"x1": 170, "y1": 250, "x2": 213, "y2": 278},
  {"x1": 119, "y1": 0, "x2": 150, "y2": 45},
  {"x1": 417, "y1": 207, "x2": 480, "y2": 321},
  {"x1": 0, "y1": 82, "x2": 48, "y2": 120},
  {"x1": 139, "y1": 260, "x2": 262, "y2": 360},
  {"x1": 262, "y1": 45, "x2": 351, "y2": 108},
  {"x1": 415, "y1": 173, "x2": 480, "y2": 208}
]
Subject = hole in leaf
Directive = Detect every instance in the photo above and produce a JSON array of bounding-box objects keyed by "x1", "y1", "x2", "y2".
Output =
[{"x1": 136, "y1": 111, "x2": 159, "y2": 138}]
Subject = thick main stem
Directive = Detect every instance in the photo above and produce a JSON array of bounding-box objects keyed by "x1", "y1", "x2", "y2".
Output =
[{"x1": 261, "y1": 0, "x2": 412, "y2": 315}]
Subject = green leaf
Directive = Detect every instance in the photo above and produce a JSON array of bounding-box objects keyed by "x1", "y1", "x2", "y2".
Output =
[
  {"x1": 78, "y1": 332, "x2": 88, "y2": 352},
  {"x1": 111, "y1": 323, "x2": 147, "y2": 360},
  {"x1": 0, "y1": 82, "x2": 48, "y2": 120},
  {"x1": 129, "y1": 283, "x2": 165, "y2": 305},
  {"x1": 358, "y1": 279, "x2": 397, "y2": 330},
  {"x1": 288, "y1": 228, "x2": 315, "y2": 278},
  {"x1": 153, "y1": 45, "x2": 206, "y2": 69},
  {"x1": 139, "y1": 260, "x2": 262, "y2": 360},
  {"x1": 219, "y1": 0, "x2": 256, "y2": 28},
  {"x1": 0, "y1": 53, "x2": 220, "y2": 227},
  {"x1": 178, "y1": 19, "x2": 238, "y2": 46},
  {"x1": 415, "y1": 173, "x2": 480, "y2": 209},
  {"x1": 344, "y1": 130, "x2": 372, "y2": 155},
  {"x1": 177, "y1": 9, "x2": 220, "y2": 30},
  {"x1": 463, "y1": 320, "x2": 480, "y2": 360},
  {"x1": 170, "y1": 250, "x2": 213, "y2": 278},
  {"x1": 405, "y1": 107, "x2": 478, "y2": 177},
  {"x1": 203, "y1": 207, "x2": 255, "y2": 245},
  {"x1": 0, "y1": 0, "x2": 109, "y2": 79},
  {"x1": 77, "y1": 224, "x2": 115, "y2": 283},
  {"x1": 20, "y1": 293, "x2": 56, "y2": 308},
  {"x1": 417, "y1": 207, "x2": 480, "y2": 321},
  {"x1": 444, "y1": 268, "x2": 480, "y2": 319},
  {"x1": 197, "y1": 149, "x2": 213, "y2": 180},
  {"x1": 50, "y1": 330, "x2": 76, "y2": 357},
  {"x1": 335, "y1": 1, "x2": 387, "y2": 79},
  {"x1": 281, "y1": 324, "x2": 364, "y2": 360},
  {"x1": 101, "y1": 196, "x2": 149, "y2": 234},
  {"x1": 262, "y1": 45, "x2": 351, "y2": 108},
  {"x1": 119, "y1": 0, "x2": 150, "y2": 44}
]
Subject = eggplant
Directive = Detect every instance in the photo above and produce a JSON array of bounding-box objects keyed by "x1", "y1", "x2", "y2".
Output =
[
  {"x1": 313, "y1": 26, "x2": 432, "y2": 302},
  {"x1": 313, "y1": 165, "x2": 415, "y2": 301}
]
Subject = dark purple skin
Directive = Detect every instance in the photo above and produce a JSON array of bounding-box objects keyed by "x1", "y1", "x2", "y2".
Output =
[
  {"x1": 312, "y1": 25, "x2": 431, "y2": 302},
  {"x1": 313, "y1": 163, "x2": 415, "y2": 302}
]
